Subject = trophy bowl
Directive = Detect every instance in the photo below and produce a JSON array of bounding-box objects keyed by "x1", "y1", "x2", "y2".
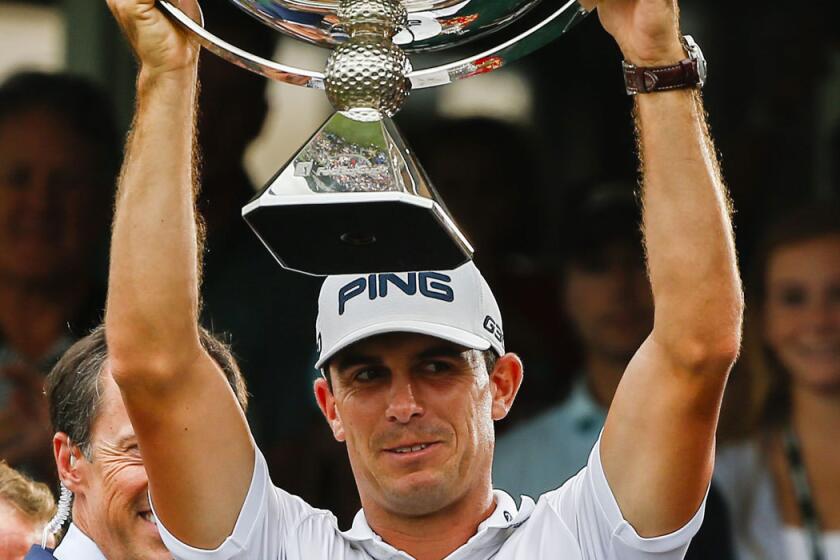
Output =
[{"x1": 158, "y1": 0, "x2": 588, "y2": 275}]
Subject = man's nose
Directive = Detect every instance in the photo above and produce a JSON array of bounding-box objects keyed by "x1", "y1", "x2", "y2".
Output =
[
  {"x1": 19, "y1": 173, "x2": 57, "y2": 215},
  {"x1": 385, "y1": 375, "x2": 424, "y2": 424}
]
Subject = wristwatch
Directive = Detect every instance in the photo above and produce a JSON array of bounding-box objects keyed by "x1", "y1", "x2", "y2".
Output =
[{"x1": 622, "y1": 35, "x2": 707, "y2": 95}]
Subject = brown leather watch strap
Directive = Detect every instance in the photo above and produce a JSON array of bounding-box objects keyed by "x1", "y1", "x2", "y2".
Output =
[{"x1": 622, "y1": 58, "x2": 701, "y2": 95}]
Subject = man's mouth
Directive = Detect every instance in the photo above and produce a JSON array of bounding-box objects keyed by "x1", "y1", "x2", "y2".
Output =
[
  {"x1": 391, "y1": 443, "x2": 432, "y2": 454},
  {"x1": 383, "y1": 441, "x2": 442, "y2": 457}
]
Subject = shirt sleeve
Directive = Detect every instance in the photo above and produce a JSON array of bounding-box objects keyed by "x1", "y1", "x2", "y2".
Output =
[
  {"x1": 152, "y1": 448, "x2": 328, "y2": 560},
  {"x1": 542, "y1": 436, "x2": 707, "y2": 560}
]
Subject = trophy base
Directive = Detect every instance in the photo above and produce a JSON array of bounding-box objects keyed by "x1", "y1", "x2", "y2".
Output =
[
  {"x1": 241, "y1": 112, "x2": 474, "y2": 276},
  {"x1": 243, "y1": 192, "x2": 471, "y2": 276}
]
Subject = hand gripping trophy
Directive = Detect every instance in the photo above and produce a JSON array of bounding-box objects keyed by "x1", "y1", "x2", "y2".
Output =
[{"x1": 158, "y1": 0, "x2": 588, "y2": 275}]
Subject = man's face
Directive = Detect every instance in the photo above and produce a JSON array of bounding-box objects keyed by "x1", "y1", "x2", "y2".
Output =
[
  {"x1": 0, "y1": 499, "x2": 42, "y2": 560},
  {"x1": 0, "y1": 108, "x2": 104, "y2": 285},
  {"x1": 563, "y1": 241, "x2": 654, "y2": 363},
  {"x1": 71, "y1": 372, "x2": 170, "y2": 560},
  {"x1": 320, "y1": 334, "x2": 500, "y2": 517}
]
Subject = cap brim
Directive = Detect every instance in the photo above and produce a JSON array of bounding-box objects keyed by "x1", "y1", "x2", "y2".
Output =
[{"x1": 315, "y1": 320, "x2": 492, "y2": 369}]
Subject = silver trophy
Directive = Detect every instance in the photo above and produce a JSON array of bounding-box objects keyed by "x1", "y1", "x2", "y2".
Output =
[{"x1": 159, "y1": 0, "x2": 587, "y2": 275}]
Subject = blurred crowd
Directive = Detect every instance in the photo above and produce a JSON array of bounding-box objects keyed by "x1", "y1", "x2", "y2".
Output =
[{"x1": 0, "y1": 3, "x2": 838, "y2": 559}]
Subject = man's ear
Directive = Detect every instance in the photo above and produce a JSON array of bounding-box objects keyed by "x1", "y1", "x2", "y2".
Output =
[
  {"x1": 54, "y1": 432, "x2": 84, "y2": 493},
  {"x1": 490, "y1": 353, "x2": 524, "y2": 421},
  {"x1": 314, "y1": 376, "x2": 345, "y2": 442}
]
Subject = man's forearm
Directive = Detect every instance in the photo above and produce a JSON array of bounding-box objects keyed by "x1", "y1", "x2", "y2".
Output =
[
  {"x1": 637, "y1": 89, "x2": 743, "y2": 370},
  {"x1": 106, "y1": 68, "x2": 203, "y2": 370},
  {"x1": 103, "y1": 3, "x2": 257, "y2": 547}
]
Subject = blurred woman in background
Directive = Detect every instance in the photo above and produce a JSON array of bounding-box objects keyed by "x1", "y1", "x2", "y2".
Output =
[
  {"x1": 716, "y1": 202, "x2": 840, "y2": 560},
  {"x1": 0, "y1": 460, "x2": 56, "y2": 559}
]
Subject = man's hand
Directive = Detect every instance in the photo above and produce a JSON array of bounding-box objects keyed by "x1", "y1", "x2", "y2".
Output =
[
  {"x1": 579, "y1": 0, "x2": 685, "y2": 66},
  {"x1": 106, "y1": 0, "x2": 202, "y2": 79}
]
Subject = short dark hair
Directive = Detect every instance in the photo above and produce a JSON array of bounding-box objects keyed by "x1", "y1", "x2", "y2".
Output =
[
  {"x1": 46, "y1": 325, "x2": 248, "y2": 459},
  {"x1": 481, "y1": 349, "x2": 499, "y2": 376},
  {"x1": 0, "y1": 71, "x2": 121, "y2": 184},
  {"x1": 558, "y1": 182, "x2": 642, "y2": 269}
]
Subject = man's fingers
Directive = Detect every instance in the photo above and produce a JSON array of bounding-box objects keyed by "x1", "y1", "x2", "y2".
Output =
[
  {"x1": 106, "y1": 0, "x2": 156, "y2": 17},
  {"x1": 174, "y1": 0, "x2": 204, "y2": 26},
  {"x1": 106, "y1": 0, "x2": 201, "y2": 28},
  {"x1": 578, "y1": 0, "x2": 598, "y2": 12},
  {"x1": 105, "y1": 0, "x2": 202, "y2": 73}
]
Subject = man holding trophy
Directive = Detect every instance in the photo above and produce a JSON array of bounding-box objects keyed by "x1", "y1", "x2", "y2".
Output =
[{"x1": 97, "y1": 0, "x2": 743, "y2": 558}]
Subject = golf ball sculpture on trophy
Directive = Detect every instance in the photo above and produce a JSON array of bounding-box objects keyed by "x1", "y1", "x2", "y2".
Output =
[{"x1": 158, "y1": 0, "x2": 588, "y2": 275}]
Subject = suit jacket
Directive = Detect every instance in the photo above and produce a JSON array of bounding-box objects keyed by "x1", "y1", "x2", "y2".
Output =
[{"x1": 24, "y1": 545, "x2": 56, "y2": 560}]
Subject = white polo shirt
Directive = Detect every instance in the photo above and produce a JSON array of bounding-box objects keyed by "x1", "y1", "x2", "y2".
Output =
[{"x1": 155, "y1": 438, "x2": 705, "y2": 560}]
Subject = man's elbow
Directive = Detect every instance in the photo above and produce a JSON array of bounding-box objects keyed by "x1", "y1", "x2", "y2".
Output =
[
  {"x1": 105, "y1": 324, "x2": 200, "y2": 391},
  {"x1": 713, "y1": 293, "x2": 745, "y2": 369},
  {"x1": 665, "y1": 324, "x2": 743, "y2": 377},
  {"x1": 659, "y1": 291, "x2": 744, "y2": 375}
]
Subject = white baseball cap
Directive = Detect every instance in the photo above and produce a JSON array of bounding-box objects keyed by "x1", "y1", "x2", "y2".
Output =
[{"x1": 315, "y1": 261, "x2": 505, "y2": 369}]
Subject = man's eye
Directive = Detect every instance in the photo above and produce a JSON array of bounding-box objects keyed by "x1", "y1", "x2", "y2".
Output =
[
  {"x1": 355, "y1": 368, "x2": 384, "y2": 382},
  {"x1": 2, "y1": 166, "x2": 31, "y2": 190},
  {"x1": 420, "y1": 361, "x2": 451, "y2": 374},
  {"x1": 778, "y1": 287, "x2": 806, "y2": 307}
]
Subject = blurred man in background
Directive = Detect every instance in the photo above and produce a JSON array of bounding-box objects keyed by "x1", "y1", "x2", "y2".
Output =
[
  {"x1": 0, "y1": 460, "x2": 55, "y2": 560},
  {"x1": 495, "y1": 185, "x2": 652, "y2": 487},
  {"x1": 0, "y1": 72, "x2": 118, "y2": 484},
  {"x1": 494, "y1": 184, "x2": 735, "y2": 559}
]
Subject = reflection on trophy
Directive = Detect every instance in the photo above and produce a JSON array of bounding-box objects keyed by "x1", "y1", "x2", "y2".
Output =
[{"x1": 158, "y1": 0, "x2": 588, "y2": 275}]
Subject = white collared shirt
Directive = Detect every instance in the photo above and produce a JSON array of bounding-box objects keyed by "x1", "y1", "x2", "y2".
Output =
[
  {"x1": 154, "y1": 436, "x2": 706, "y2": 560},
  {"x1": 716, "y1": 440, "x2": 840, "y2": 560},
  {"x1": 53, "y1": 524, "x2": 107, "y2": 560}
]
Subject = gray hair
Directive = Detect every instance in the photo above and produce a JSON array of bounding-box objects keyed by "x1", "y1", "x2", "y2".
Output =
[{"x1": 46, "y1": 325, "x2": 249, "y2": 459}]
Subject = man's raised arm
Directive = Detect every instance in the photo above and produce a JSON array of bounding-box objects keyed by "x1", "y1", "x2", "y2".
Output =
[
  {"x1": 582, "y1": 0, "x2": 744, "y2": 537},
  {"x1": 104, "y1": 0, "x2": 254, "y2": 548}
]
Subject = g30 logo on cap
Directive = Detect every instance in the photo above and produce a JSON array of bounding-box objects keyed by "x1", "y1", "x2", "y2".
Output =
[
  {"x1": 338, "y1": 272, "x2": 455, "y2": 315},
  {"x1": 483, "y1": 315, "x2": 504, "y2": 343}
]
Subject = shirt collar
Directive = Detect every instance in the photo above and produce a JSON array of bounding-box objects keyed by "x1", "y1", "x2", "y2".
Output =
[
  {"x1": 478, "y1": 489, "x2": 533, "y2": 530},
  {"x1": 340, "y1": 490, "x2": 535, "y2": 558},
  {"x1": 53, "y1": 524, "x2": 107, "y2": 560},
  {"x1": 566, "y1": 376, "x2": 607, "y2": 434}
]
